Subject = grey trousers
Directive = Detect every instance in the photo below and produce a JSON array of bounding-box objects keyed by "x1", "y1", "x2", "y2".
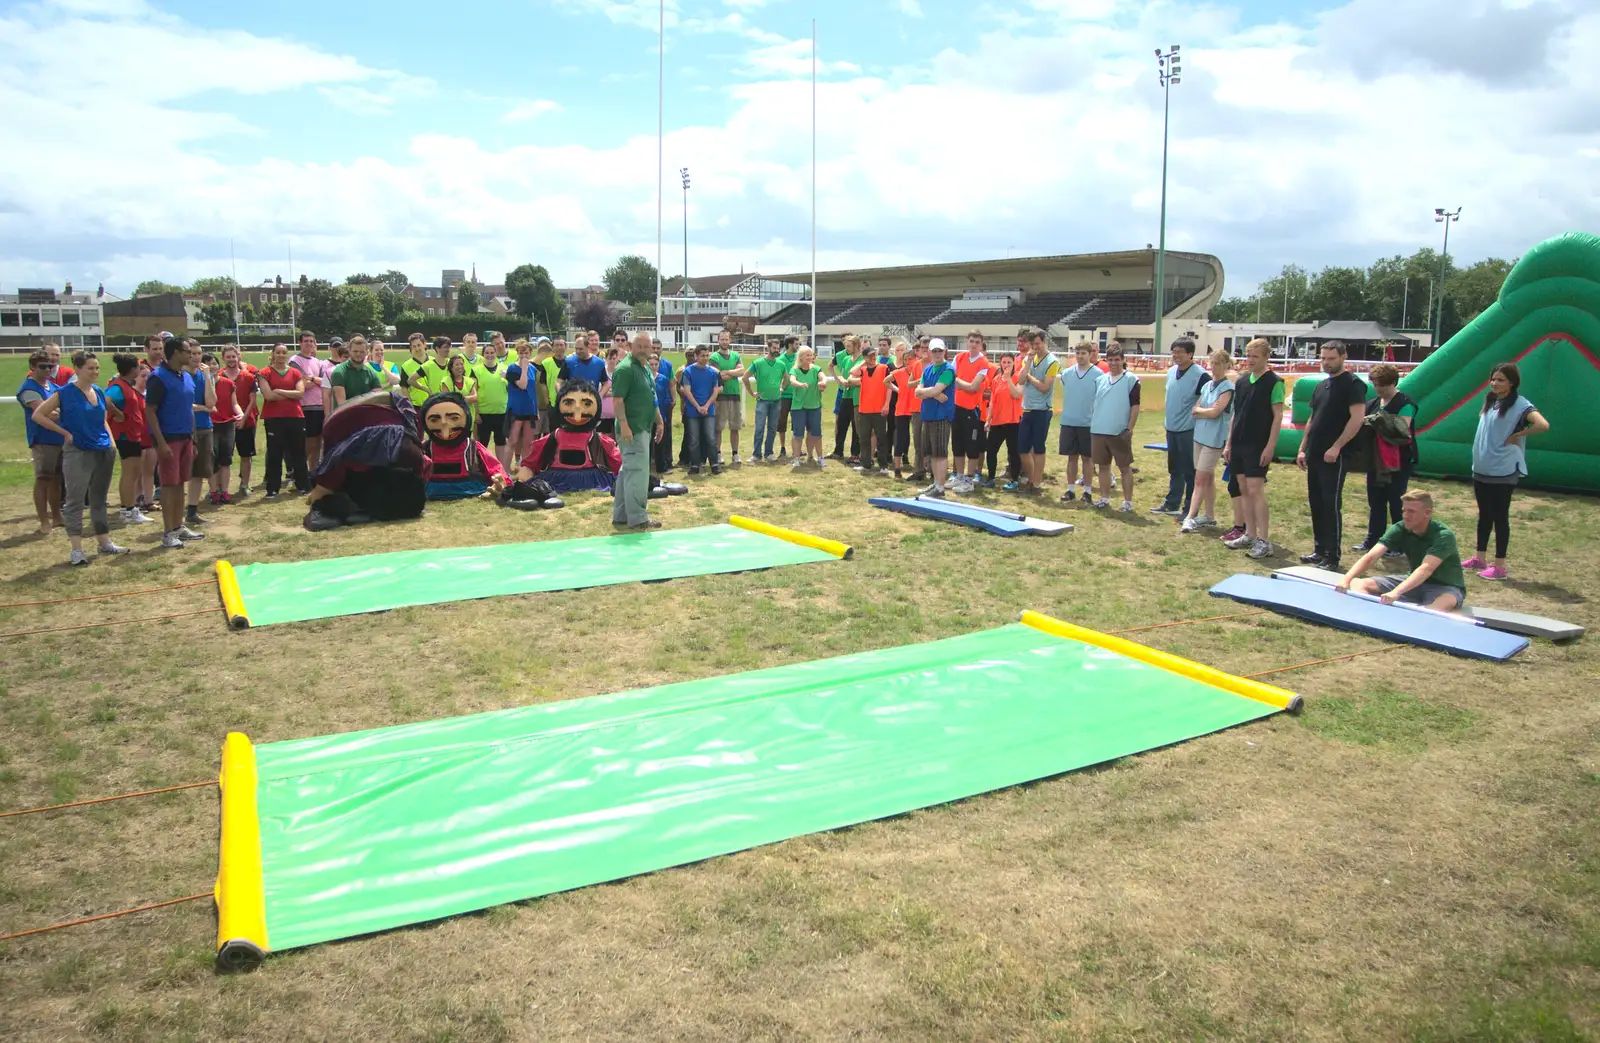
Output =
[
  {"x1": 612, "y1": 426, "x2": 653, "y2": 527},
  {"x1": 63, "y1": 445, "x2": 116, "y2": 537}
]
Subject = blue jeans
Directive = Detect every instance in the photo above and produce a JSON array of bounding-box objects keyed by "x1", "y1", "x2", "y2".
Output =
[
  {"x1": 753, "y1": 399, "x2": 781, "y2": 458},
  {"x1": 1162, "y1": 428, "x2": 1195, "y2": 511},
  {"x1": 684, "y1": 411, "x2": 716, "y2": 468}
]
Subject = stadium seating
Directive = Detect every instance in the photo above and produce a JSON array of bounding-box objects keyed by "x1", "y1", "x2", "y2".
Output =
[{"x1": 763, "y1": 288, "x2": 1182, "y2": 333}]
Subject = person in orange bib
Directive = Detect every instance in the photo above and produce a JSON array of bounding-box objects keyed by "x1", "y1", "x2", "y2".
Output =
[{"x1": 985, "y1": 351, "x2": 1025, "y2": 488}]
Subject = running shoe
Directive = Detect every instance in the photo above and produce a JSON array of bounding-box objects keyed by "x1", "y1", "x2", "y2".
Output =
[
  {"x1": 1220, "y1": 525, "x2": 1245, "y2": 542},
  {"x1": 69, "y1": 549, "x2": 90, "y2": 567},
  {"x1": 1461, "y1": 555, "x2": 1486, "y2": 570},
  {"x1": 1478, "y1": 564, "x2": 1508, "y2": 580},
  {"x1": 1179, "y1": 517, "x2": 1200, "y2": 533},
  {"x1": 1224, "y1": 533, "x2": 1254, "y2": 550},
  {"x1": 161, "y1": 531, "x2": 185, "y2": 549},
  {"x1": 1092, "y1": 497, "x2": 1110, "y2": 509},
  {"x1": 1119, "y1": 500, "x2": 1134, "y2": 512},
  {"x1": 791, "y1": 458, "x2": 803, "y2": 470},
  {"x1": 921, "y1": 484, "x2": 945, "y2": 499},
  {"x1": 1196, "y1": 516, "x2": 1218, "y2": 528},
  {"x1": 175, "y1": 526, "x2": 205, "y2": 541},
  {"x1": 1060, "y1": 488, "x2": 1076, "y2": 503},
  {"x1": 1350, "y1": 540, "x2": 1375, "y2": 555},
  {"x1": 98, "y1": 541, "x2": 130, "y2": 556},
  {"x1": 1004, "y1": 481, "x2": 1022, "y2": 492},
  {"x1": 1248, "y1": 538, "x2": 1274, "y2": 559},
  {"x1": 817, "y1": 458, "x2": 827, "y2": 470}
]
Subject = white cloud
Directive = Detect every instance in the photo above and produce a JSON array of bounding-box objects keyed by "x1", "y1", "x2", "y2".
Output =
[
  {"x1": 2, "y1": 0, "x2": 1597, "y2": 299},
  {"x1": 897, "y1": 0, "x2": 924, "y2": 17},
  {"x1": 503, "y1": 99, "x2": 564, "y2": 123}
]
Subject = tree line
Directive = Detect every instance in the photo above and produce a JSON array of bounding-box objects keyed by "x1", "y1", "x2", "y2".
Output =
[
  {"x1": 1213, "y1": 249, "x2": 1514, "y2": 342},
  {"x1": 131, "y1": 254, "x2": 666, "y2": 339}
]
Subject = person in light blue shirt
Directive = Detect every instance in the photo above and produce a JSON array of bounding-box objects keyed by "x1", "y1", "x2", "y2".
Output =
[
  {"x1": 1180, "y1": 347, "x2": 1236, "y2": 534},
  {"x1": 1464, "y1": 362, "x2": 1549, "y2": 581},
  {"x1": 679, "y1": 346, "x2": 723, "y2": 474},
  {"x1": 1154, "y1": 337, "x2": 1207, "y2": 517},
  {"x1": 1088, "y1": 342, "x2": 1141, "y2": 510},
  {"x1": 1057, "y1": 340, "x2": 1104, "y2": 502}
]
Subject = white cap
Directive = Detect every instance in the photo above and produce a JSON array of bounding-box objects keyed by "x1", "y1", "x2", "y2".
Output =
[{"x1": 928, "y1": 337, "x2": 947, "y2": 351}]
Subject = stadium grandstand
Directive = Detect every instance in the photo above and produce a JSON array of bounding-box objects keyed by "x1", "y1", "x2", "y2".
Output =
[{"x1": 652, "y1": 248, "x2": 1222, "y2": 354}]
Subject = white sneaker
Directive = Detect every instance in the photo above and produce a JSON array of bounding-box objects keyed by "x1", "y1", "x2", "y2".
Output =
[
  {"x1": 1092, "y1": 497, "x2": 1110, "y2": 508},
  {"x1": 123, "y1": 507, "x2": 154, "y2": 524},
  {"x1": 1119, "y1": 500, "x2": 1134, "y2": 513},
  {"x1": 1248, "y1": 538, "x2": 1273, "y2": 559},
  {"x1": 1196, "y1": 515, "x2": 1218, "y2": 528},
  {"x1": 921, "y1": 484, "x2": 945, "y2": 499},
  {"x1": 98, "y1": 541, "x2": 130, "y2": 556},
  {"x1": 69, "y1": 549, "x2": 90, "y2": 567},
  {"x1": 791, "y1": 457, "x2": 803, "y2": 469},
  {"x1": 161, "y1": 531, "x2": 185, "y2": 549},
  {"x1": 1224, "y1": 533, "x2": 1254, "y2": 550},
  {"x1": 817, "y1": 458, "x2": 827, "y2": 470},
  {"x1": 175, "y1": 526, "x2": 205, "y2": 541},
  {"x1": 732, "y1": 454, "x2": 742, "y2": 466},
  {"x1": 1179, "y1": 517, "x2": 1199, "y2": 533}
]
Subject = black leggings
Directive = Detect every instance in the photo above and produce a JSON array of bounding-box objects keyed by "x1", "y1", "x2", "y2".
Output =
[
  {"x1": 986, "y1": 424, "x2": 1019, "y2": 481},
  {"x1": 265, "y1": 416, "x2": 309, "y2": 495},
  {"x1": 1473, "y1": 480, "x2": 1514, "y2": 559}
]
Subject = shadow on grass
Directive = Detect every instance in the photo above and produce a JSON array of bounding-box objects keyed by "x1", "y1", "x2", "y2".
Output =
[{"x1": 1502, "y1": 578, "x2": 1587, "y2": 605}]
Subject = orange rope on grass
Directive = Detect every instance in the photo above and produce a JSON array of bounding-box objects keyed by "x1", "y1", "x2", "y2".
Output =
[
  {"x1": 0, "y1": 579, "x2": 212, "y2": 611},
  {"x1": 0, "y1": 607, "x2": 214, "y2": 640},
  {"x1": 1244, "y1": 645, "x2": 1401, "y2": 679},
  {"x1": 0, "y1": 892, "x2": 212, "y2": 942},
  {"x1": 0, "y1": 780, "x2": 215, "y2": 821}
]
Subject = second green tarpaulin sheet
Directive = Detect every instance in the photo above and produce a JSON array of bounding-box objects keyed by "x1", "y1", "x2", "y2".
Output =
[
  {"x1": 253, "y1": 623, "x2": 1283, "y2": 952},
  {"x1": 232, "y1": 523, "x2": 835, "y2": 627}
]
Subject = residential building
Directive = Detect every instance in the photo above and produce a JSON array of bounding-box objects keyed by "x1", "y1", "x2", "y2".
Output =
[
  {"x1": 558, "y1": 285, "x2": 607, "y2": 311},
  {"x1": 2, "y1": 287, "x2": 107, "y2": 351},
  {"x1": 102, "y1": 292, "x2": 193, "y2": 340},
  {"x1": 238, "y1": 277, "x2": 295, "y2": 312}
]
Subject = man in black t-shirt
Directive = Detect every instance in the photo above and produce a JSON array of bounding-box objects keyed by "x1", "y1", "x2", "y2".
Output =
[{"x1": 1296, "y1": 340, "x2": 1369, "y2": 570}]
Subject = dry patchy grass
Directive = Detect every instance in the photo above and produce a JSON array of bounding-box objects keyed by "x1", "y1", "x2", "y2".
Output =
[{"x1": 0, "y1": 373, "x2": 1597, "y2": 1042}]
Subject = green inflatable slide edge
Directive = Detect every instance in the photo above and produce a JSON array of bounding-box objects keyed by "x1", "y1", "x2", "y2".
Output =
[{"x1": 1272, "y1": 232, "x2": 1600, "y2": 492}]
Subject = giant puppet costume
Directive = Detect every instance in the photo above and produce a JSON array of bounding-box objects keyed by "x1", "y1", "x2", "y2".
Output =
[
  {"x1": 501, "y1": 378, "x2": 685, "y2": 510},
  {"x1": 303, "y1": 390, "x2": 430, "y2": 531},
  {"x1": 420, "y1": 390, "x2": 506, "y2": 500}
]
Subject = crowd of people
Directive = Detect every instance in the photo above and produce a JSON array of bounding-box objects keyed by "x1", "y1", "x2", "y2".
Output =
[{"x1": 15, "y1": 327, "x2": 1551, "y2": 588}]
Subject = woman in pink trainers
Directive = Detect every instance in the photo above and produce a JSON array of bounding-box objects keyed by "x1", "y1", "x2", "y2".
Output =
[{"x1": 1464, "y1": 363, "x2": 1549, "y2": 581}]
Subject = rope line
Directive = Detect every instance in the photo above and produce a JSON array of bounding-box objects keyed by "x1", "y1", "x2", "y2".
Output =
[
  {"x1": 0, "y1": 780, "x2": 215, "y2": 820},
  {"x1": 0, "y1": 579, "x2": 212, "y2": 611},
  {"x1": 0, "y1": 607, "x2": 214, "y2": 640},
  {"x1": 0, "y1": 892, "x2": 212, "y2": 942},
  {"x1": 1244, "y1": 645, "x2": 1401, "y2": 679}
]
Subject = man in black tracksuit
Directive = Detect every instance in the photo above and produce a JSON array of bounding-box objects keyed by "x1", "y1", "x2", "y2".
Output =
[{"x1": 1296, "y1": 339, "x2": 1369, "y2": 571}]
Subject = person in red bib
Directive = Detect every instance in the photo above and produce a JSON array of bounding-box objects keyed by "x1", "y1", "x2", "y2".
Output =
[{"x1": 106, "y1": 353, "x2": 155, "y2": 524}]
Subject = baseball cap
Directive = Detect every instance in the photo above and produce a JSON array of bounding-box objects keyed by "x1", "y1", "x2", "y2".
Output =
[
  {"x1": 928, "y1": 337, "x2": 947, "y2": 352},
  {"x1": 329, "y1": 336, "x2": 345, "y2": 347},
  {"x1": 534, "y1": 336, "x2": 551, "y2": 346},
  {"x1": 158, "y1": 330, "x2": 175, "y2": 340}
]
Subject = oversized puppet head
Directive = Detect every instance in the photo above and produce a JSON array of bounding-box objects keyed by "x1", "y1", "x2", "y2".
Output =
[
  {"x1": 556, "y1": 379, "x2": 601, "y2": 433},
  {"x1": 422, "y1": 391, "x2": 471, "y2": 447}
]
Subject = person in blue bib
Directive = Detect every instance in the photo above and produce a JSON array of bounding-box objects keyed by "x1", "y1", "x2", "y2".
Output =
[
  {"x1": 1463, "y1": 362, "x2": 1549, "y2": 582},
  {"x1": 914, "y1": 339, "x2": 957, "y2": 497},
  {"x1": 1057, "y1": 340, "x2": 1103, "y2": 502},
  {"x1": 1153, "y1": 336, "x2": 1206, "y2": 517},
  {"x1": 17, "y1": 349, "x2": 65, "y2": 535},
  {"x1": 26, "y1": 351, "x2": 130, "y2": 565},
  {"x1": 1088, "y1": 342, "x2": 1141, "y2": 511}
]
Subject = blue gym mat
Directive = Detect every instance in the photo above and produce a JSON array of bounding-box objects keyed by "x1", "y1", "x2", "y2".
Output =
[
  {"x1": 1144, "y1": 442, "x2": 1168, "y2": 451},
  {"x1": 1209, "y1": 573, "x2": 1528, "y2": 661},
  {"x1": 869, "y1": 497, "x2": 1068, "y2": 536}
]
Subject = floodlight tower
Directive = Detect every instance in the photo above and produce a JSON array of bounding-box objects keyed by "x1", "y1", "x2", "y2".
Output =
[
  {"x1": 1432, "y1": 206, "x2": 1461, "y2": 349},
  {"x1": 1153, "y1": 45, "x2": 1181, "y2": 357}
]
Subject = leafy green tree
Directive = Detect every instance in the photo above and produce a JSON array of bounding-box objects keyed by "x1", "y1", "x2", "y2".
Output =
[
  {"x1": 239, "y1": 302, "x2": 258, "y2": 325},
  {"x1": 603, "y1": 254, "x2": 659, "y2": 304},
  {"x1": 573, "y1": 300, "x2": 617, "y2": 339},
  {"x1": 297, "y1": 280, "x2": 384, "y2": 339},
  {"x1": 1255, "y1": 265, "x2": 1312, "y2": 323},
  {"x1": 374, "y1": 285, "x2": 408, "y2": 325},
  {"x1": 188, "y1": 275, "x2": 239, "y2": 296},
  {"x1": 1445, "y1": 258, "x2": 1512, "y2": 325},
  {"x1": 1304, "y1": 266, "x2": 1367, "y2": 322},
  {"x1": 376, "y1": 270, "x2": 410, "y2": 294},
  {"x1": 505, "y1": 264, "x2": 565, "y2": 330},
  {"x1": 134, "y1": 279, "x2": 183, "y2": 296},
  {"x1": 456, "y1": 281, "x2": 481, "y2": 315},
  {"x1": 1210, "y1": 297, "x2": 1255, "y2": 323},
  {"x1": 200, "y1": 301, "x2": 236, "y2": 335},
  {"x1": 345, "y1": 273, "x2": 377, "y2": 286}
]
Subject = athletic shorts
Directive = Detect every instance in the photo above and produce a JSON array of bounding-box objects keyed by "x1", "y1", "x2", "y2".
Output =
[
  {"x1": 1018, "y1": 409, "x2": 1053, "y2": 455},
  {"x1": 1231, "y1": 443, "x2": 1270, "y2": 479},
  {"x1": 790, "y1": 406, "x2": 822, "y2": 439},
  {"x1": 116, "y1": 437, "x2": 145, "y2": 461},
  {"x1": 893, "y1": 415, "x2": 912, "y2": 458},
  {"x1": 1091, "y1": 431, "x2": 1134, "y2": 469},
  {"x1": 156, "y1": 436, "x2": 195, "y2": 487},
  {"x1": 778, "y1": 399, "x2": 792, "y2": 432},
  {"x1": 1058, "y1": 424, "x2": 1092, "y2": 457},
  {"x1": 31, "y1": 443, "x2": 63, "y2": 478},
  {"x1": 303, "y1": 407, "x2": 325, "y2": 439},
  {"x1": 236, "y1": 424, "x2": 258, "y2": 458},
  {"x1": 191, "y1": 428, "x2": 214, "y2": 480},
  {"x1": 476, "y1": 413, "x2": 507, "y2": 447},
  {"x1": 212, "y1": 421, "x2": 237, "y2": 469},
  {"x1": 716, "y1": 397, "x2": 743, "y2": 432},
  {"x1": 1196, "y1": 443, "x2": 1225, "y2": 472},
  {"x1": 1368, "y1": 574, "x2": 1466, "y2": 610},
  {"x1": 953, "y1": 406, "x2": 985, "y2": 458},
  {"x1": 510, "y1": 413, "x2": 540, "y2": 425},
  {"x1": 920, "y1": 419, "x2": 951, "y2": 459}
]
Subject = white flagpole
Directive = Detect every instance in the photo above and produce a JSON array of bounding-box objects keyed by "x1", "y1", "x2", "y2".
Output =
[
  {"x1": 810, "y1": 19, "x2": 817, "y2": 350},
  {"x1": 655, "y1": 0, "x2": 664, "y2": 343}
]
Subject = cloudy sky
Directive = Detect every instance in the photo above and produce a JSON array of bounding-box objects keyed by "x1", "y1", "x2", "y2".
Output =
[{"x1": 1, "y1": 0, "x2": 1595, "y2": 298}]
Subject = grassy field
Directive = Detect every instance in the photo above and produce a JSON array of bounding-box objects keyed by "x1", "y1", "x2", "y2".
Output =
[{"x1": 1, "y1": 355, "x2": 1597, "y2": 1042}]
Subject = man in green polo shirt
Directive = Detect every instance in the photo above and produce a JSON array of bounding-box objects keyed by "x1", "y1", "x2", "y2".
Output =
[
  {"x1": 611, "y1": 331, "x2": 665, "y2": 530},
  {"x1": 1336, "y1": 489, "x2": 1467, "y2": 611},
  {"x1": 472, "y1": 335, "x2": 512, "y2": 469},
  {"x1": 829, "y1": 335, "x2": 863, "y2": 461},
  {"x1": 743, "y1": 339, "x2": 788, "y2": 462},
  {"x1": 708, "y1": 331, "x2": 746, "y2": 466},
  {"x1": 328, "y1": 335, "x2": 384, "y2": 409}
]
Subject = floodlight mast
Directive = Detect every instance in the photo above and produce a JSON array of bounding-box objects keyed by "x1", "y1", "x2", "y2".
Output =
[
  {"x1": 1432, "y1": 206, "x2": 1462, "y2": 349},
  {"x1": 1153, "y1": 45, "x2": 1181, "y2": 357}
]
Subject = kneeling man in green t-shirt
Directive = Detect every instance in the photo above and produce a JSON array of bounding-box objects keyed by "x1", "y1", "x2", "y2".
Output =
[{"x1": 1336, "y1": 489, "x2": 1467, "y2": 612}]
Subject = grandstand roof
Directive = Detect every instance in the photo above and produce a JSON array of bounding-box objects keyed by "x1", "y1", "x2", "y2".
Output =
[{"x1": 768, "y1": 248, "x2": 1217, "y2": 289}]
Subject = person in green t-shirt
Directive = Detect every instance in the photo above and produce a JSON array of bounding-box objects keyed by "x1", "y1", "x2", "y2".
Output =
[
  {"x1": 743, "y1": 340, "x2": 788, "y2": 462},
  {"x1": 399, "y1": 333, "x2": 431, "y2": 407},
  {"x1": 1336, "y1": 489, "x2": 1467, "y2": 611},
  {"x1": 610, "y1": 332, "x2": 665, "y2": 530},
  {"x1": 708, "y1": 330, "x2": 747, "y2": 466},
  {"x1": 775, "y1": 336, "x2": 799, "y2": 459},
  {"x1": 829, "y1": 335, "x2": 863, "y2": 461},
  {"x1": 471, "y1": 334, "x2": 512, "y2": 469},
  {"x1": 782, "y1": 346, "x2": 831, "y2": 468},
  {"x1": 328, "y1": 335, "x2": 384, "y2": 409}
]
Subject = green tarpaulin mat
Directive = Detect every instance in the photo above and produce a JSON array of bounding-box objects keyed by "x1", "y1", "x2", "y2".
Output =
[
  {"x1": 214, "y1": 613, "x2": 1297, "y2": 965},
  {"x1": 216, "y1": 518, "x2": 847, "y2": 628}
]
